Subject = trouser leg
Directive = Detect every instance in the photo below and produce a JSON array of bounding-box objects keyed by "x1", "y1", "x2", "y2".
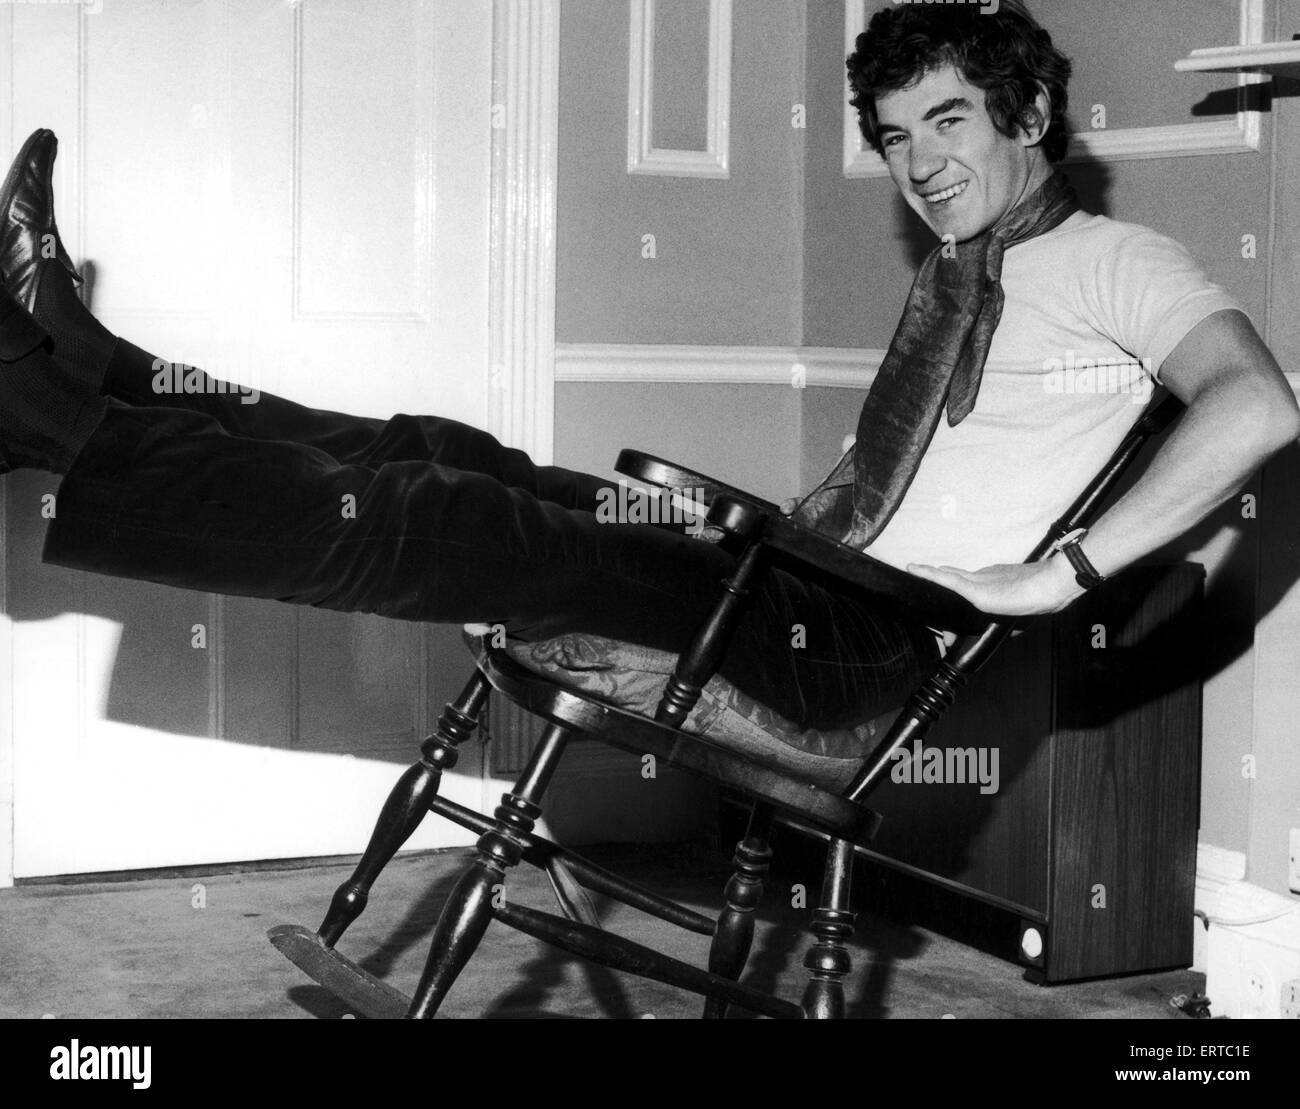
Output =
[
  {"x1": 44, "y1": 398, "x2": 933, "y2": 730},
  {"x1": 98, "y1": 337, "x2": 609, "y2": 514},
  {"x1": 43, "y1": 398, "x2": 733, "y2": 637}
]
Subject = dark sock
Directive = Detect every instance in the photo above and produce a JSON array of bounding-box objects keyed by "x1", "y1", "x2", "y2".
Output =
[
  {"x1": 32, "y1": 267, "x2": 117, "y2": 391},
  {"x1": 100, "y1": 335, "x2": 163, "y2": 405},
  {"x1": 0, "y1": 340, "x2": 108, "y2": 474}
]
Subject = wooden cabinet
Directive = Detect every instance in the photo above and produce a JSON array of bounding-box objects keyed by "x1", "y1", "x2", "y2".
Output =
[{"x1": 861, "y1": 563, "x2": 1204, "y2": 983}]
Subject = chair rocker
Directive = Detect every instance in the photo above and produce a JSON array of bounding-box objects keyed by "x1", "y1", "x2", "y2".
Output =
[{"x1": 269, "y1": 392, "x2": 1184, "y2": 1019}]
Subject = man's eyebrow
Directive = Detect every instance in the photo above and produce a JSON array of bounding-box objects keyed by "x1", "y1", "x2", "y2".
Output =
[
  {"x1": 878, "y1": 97, "x2": 976, "y2": 134},
  {"x1": 922, "y1": 97, "x2": 975, "y2": 121}
]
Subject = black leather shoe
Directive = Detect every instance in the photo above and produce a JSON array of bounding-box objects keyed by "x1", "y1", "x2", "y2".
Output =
[{"x1": 0, "y1": 128, "x2": 83, "y2": 313}]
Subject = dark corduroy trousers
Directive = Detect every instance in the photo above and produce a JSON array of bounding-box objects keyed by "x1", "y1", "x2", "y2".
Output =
[{"x1": 42, "y1": 338, "x2": 936, "y2": 731}]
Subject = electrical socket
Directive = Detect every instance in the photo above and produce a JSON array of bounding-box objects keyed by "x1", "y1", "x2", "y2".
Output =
[
  {"x1": 1283, "y1": 980, "x2": 1300, "y2": 1020},
  {"x1": 1290, "y1": 829, "x2": 1300, "y2": 894},
  {"x1": 1243, "y1": 962, "x2": 1275, "y2": 1017}
]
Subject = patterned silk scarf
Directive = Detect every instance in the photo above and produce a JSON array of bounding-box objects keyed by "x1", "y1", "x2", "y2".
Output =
[{"x1": 792, "y1": 172, "x2": 1081, "y2": 549}]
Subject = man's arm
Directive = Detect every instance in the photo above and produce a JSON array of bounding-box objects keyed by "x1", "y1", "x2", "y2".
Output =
[{"x1": 908, "y1": 309, "x2": 1300, "y2": 617}]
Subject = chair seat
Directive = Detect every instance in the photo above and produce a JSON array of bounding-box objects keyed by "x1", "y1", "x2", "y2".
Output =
[{"x1": 477, "y1": 631, "x2": 898, "y2": 793}]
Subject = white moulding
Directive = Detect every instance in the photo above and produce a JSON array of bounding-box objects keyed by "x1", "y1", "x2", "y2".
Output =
[
  {"x1": 1176, "y1": 39, "x2": 1300, "y2": 79},
  {"x1": 627, "y1": 0, "x2": 733, "y2": 179}
]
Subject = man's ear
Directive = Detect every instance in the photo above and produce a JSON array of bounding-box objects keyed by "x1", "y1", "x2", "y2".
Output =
[{"x1": 1019, "y1": 83, "x2": 1053, "y2": 149}]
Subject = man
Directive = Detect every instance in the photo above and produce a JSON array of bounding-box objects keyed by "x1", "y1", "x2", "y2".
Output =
[
  {"x1": 0, "y1": 2, "x2": 1295, "y2": 740},
  {"x1": 809, "y1": 1, "x2": 1299, "y2": 622}
]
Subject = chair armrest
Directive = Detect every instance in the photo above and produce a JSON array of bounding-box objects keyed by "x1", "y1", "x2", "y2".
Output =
[
  {"x1": 615, "y1": 449, "x2": 781, "y2": 514},
  {"x1": 709, "y1": 492, "x2": 988, "y2": 635},
  {"x1": 616, "y1": 450, "x2": 985, "y2": 631}
]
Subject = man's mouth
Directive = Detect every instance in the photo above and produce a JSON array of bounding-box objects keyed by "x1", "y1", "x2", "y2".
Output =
[{"x1": 919, "y1": 181, "x2": 970, "y2": 206}]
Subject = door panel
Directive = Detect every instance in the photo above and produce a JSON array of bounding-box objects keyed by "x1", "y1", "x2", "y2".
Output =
[{"x1": 3, "y1": 0, "x2": 494, "y2": 876}]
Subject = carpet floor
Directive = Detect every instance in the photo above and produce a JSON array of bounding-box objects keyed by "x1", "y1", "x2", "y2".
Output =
[{"x1": 0, "y1": 842, "x2": 1202, "y2": 1020}]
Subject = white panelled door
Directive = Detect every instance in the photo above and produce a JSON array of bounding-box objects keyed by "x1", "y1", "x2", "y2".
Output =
[{"x1": 1, "y1": 0, "x2": 496, "y2": 877}]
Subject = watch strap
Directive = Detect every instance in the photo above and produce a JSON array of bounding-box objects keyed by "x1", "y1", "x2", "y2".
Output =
[{"x1": 1053, "y1": 528, "x2": 1106, "y2": 590}]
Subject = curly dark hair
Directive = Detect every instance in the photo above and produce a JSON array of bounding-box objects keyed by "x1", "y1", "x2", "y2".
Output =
[{"x1": 848, "y1": 0, "x2": 1074, "y2": 163}]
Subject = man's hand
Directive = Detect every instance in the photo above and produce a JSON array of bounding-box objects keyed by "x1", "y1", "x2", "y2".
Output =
[{"x1": 907, "y1": 556, "x2": 1082, "y2": 617}]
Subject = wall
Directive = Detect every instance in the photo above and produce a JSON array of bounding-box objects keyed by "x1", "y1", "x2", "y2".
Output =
[
  {"x1": 556, "y1": 381, "x2": 801, "y2": 500},
  {"x1": 547, "y1": 0, "x2": 812, "y2": 841},
  {"x1": 557, "y1": 0, "x2": 805, "y2": 347},
  {"x1": 554, "y1": 0, "x2": 809, "y2": 497}
]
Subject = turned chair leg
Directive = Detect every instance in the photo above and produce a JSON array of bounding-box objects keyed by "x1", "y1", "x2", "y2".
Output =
[
  {"x1": 406, "y1": 722, "x2": 572, "y2": 1019},
  {"x1": 317, "y1": 671, "x2": 491, "y2": 948},
  {"x1": 801, "y1": 837, "x2": 857, "y2": 1020},
  {"x1": 702, "y1": 802, "x2": 774, "y2": 1019}
]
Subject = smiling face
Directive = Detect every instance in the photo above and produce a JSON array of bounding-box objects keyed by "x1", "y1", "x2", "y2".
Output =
[{"x1": 875, "y1": 63, "x2": 1051, "y2": 243}]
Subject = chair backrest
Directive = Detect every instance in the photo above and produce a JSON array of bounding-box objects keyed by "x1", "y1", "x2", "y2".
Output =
[
  {"x1": 948, "y1": 388, "x2": 1183, "y2": 665},
  {"x1": 844, "y1": 389, "x2": 1185, "y2": 804},
  {"x1": 1026, "y1": 389, "x2": 1184, "y2": 562}
]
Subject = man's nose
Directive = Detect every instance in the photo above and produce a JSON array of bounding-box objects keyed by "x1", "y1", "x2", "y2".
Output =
[{"x1": 909, "y1": 141, "x2": 946, "y2": 186}]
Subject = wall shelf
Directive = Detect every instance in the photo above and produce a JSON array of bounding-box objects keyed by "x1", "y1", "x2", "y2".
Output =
[{"x1": 1175, "y1": 39, "x2": 1300, "y2": 78}]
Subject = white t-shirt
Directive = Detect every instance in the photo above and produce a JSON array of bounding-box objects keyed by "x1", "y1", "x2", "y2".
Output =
[{"x1": 863, "y1": 211, "x2": 1243, "y2": 573}]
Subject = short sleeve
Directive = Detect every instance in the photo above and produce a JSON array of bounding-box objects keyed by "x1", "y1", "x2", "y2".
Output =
[{"x1": 1087, "y1": 228, "x2": 1244, "y2": 384}]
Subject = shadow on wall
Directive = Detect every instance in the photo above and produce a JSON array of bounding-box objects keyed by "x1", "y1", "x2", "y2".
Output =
[{"x1": 3, "y1": 462, "x2": 469, "y2": 761}]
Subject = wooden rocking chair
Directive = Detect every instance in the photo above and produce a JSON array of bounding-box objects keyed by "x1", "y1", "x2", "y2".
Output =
[{"x1": 269, "y1": 392, "x2": 1185, "y2": 1019}]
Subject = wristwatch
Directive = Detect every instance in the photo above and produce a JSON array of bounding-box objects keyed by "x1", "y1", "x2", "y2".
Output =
[{"x1": 1052, "y1": 527, "x2": 1107, "y2": 590}]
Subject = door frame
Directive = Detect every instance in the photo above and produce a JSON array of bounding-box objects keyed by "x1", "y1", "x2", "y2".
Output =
[{"x1": 488, "y1": 0, "x2": 560, "y2": 466}]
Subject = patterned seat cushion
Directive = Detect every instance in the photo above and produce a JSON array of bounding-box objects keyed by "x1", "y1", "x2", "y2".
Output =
[{"x1": 475, "y1": 631, "x2": 899, "y2": 793}]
